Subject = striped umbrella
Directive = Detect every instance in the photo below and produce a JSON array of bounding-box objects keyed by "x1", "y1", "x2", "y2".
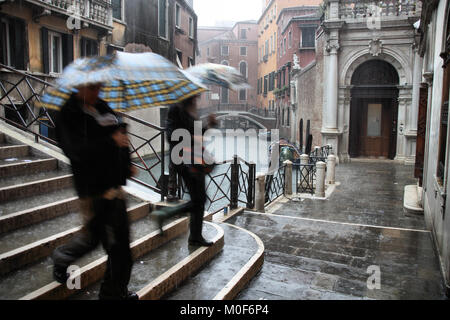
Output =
[{"x1": 40, "y1": 52, "x2": 207, "y2": 112}]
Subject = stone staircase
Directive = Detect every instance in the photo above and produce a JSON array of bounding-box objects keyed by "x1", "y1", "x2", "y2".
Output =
[{"x1": 0, "y1": 126, "x2": 264, "y2": 300}]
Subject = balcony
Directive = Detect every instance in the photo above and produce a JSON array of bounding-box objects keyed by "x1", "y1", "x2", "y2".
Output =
[
  {"x1": 338, "y1": 0, "x2": 421, "y2": 20},
  {"x1": 263, "y1": 55, "x2": 268, "y2": 63},
  {"x1": 27, "y1": 0, "x2": 113, "y2": 29}
]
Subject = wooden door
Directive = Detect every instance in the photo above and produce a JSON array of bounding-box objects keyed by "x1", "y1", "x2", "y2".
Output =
[{"x1": 360, "y1": 100, "x2": 391, "y2": 158}]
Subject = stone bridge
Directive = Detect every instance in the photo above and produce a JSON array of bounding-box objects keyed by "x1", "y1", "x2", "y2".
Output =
[{"x1": 198, "y1": 105, "x2": 277, "y2": 130}]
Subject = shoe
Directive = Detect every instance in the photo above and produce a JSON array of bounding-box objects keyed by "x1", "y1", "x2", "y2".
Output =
[
  {"x1": 188, "y1": 237, "x2": 214, "y2": 247},
  {"x1": 125, "y1": 291, "x2": 139, "y2": 300},
  {"x1": 53, "y1": 265, "x2": 69, "y2": 284},
  {"x1": 166, "y1": 194, "x2": 179, "y2": 203},
  {"x1": 153, "y1": 210, "x2": 166, "y2": 236}
]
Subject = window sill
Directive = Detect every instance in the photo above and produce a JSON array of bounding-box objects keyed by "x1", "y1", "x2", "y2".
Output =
[{"x1": 113, "y1": 18, "x2": 127, "y2": 26}]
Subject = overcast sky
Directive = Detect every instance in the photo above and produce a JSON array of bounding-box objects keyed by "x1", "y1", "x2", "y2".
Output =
[{"x1": 194, "y1": 0, "x2": 263, "y2": 27}]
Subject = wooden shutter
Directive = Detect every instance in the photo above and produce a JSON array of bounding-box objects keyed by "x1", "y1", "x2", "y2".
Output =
[
  {"x1": 41, "y1": 27, "x2": 49, "y2": 74},
  {"x1": 62, "y1": 33, "x2": 73, "y2": 68},
  {"x1": 12, "y1": 18, "x2": 26, "y2": 70},
  {"x1": 80, "y1": 37, "x2": 86, "y2": 57}
]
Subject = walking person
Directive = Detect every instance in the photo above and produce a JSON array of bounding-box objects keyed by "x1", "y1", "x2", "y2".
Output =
[
  {"x1": 51, "y1": 83, "x2": 138, "y2": 300},
  {"x1": 155, "y1": 96, "x2": 217, "y2": 247}
]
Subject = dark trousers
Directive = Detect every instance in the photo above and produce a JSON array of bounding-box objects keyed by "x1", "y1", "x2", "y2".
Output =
[
  {"x1": 52, "y1": 196, "x2": 132, "y2": 298},
  {"x1": 176, "y1": 165, "x2": 207, "y2": 240}
]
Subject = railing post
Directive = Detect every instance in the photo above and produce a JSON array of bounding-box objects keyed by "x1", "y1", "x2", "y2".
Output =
[
  {"x1": 284, "y1": 160, "x2": 293, "y2": 196},
  {"x1": 255, "y1": 174, "x2": 266, "y2": 213},
  {"x1": 230, "y1": 155, "x2": 239, "y2": 210},
  {"x1": 299, "y1": 154, "x2": 310, "y2": 191},
  {"x1": 315, "y1": 161, "x2": 326, "y2": 198},
  {"x1": 247, "y1": 162, "x2": 256, "y2": 209},
  {"x1": 161, "y1": 131, "x2": 166, "y2": 202},
  {"x1": 326, "y1": 155, "x2": 336, "y2": 185}
]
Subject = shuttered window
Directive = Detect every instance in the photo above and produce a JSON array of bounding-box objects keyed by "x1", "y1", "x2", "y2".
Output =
[
  {"x1": 41, "y1": 28, "x2": 73, "y2": 74},
  {"x1": 0, "y1": 16, "x2": 26, "y2": 70},
  {"x1": 81, "y1": 38, "x2": 99, "y2": 58}
]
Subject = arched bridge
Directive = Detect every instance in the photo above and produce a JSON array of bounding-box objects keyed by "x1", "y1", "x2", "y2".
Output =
[{"x1": 198, "y1": 105, "x2": 277, "y2": 130}]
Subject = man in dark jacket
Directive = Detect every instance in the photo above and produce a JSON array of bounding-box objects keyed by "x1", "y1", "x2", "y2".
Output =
[
  {"x1": 157, "y1": 96, "x2": 216, "y2": 247},
  {"x1": 51, "y1": 83, "x2": 138, "y2": 300}
]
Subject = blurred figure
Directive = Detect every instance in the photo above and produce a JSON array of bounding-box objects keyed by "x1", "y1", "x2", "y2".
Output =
[
  {"x1": 51, "y1": 83, "x2": 138, "y2": 300},
  {"x1": 156, "y1": 96, "x2": 217, "y2": 247}
]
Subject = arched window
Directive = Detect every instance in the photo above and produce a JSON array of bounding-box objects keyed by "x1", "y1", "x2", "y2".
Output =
[
  {"x1": 221, "y1": 60, "x2": 229, "y2": 66},
  {"x1": 239, "y1": 61, "x2": 247, "y2": 78}
]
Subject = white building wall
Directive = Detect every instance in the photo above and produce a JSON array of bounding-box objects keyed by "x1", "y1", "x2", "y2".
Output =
[{"x1": 422, "y1": 0, "x2": 450, "y2": 293}]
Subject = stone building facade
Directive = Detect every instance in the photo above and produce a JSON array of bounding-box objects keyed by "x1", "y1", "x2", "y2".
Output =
[
  {"x1": 417, "y1": 0, "x2": 450, "y2": 295},
  {"x1": 256, "y1": 0, "x2": 322, "y2": 113},
  {"x1": 276, "y1": 5, "x2": 320, "y2": 141},
  {"x1": 196, "y1": 21, "x2": 259, "y2": 110},
  {"x1": 301, "y1": 0, "x2": 422, "y2": 163}
]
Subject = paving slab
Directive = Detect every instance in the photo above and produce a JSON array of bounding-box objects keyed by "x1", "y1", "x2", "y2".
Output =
[{"x1": 228, "y1": 211, "x2": 447, "y2": 300}]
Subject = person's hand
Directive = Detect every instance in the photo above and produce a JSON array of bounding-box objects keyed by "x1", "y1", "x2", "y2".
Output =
[
  {"x1": 208, "y1": 114, "x2": 218, "y2": 128},
  {"x1": 112, "y1": 130, "x2": 129, "y2": 148}
]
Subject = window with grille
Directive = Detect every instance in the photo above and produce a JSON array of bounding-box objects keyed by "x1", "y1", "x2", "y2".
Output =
[
  {"x1": 241, "y1": 29, "x2": 247, "y2": 39},
  {"x1": 221, "y1": 46, "x2": 229, "y2": 56},
  {"x1": 301, "y1": 27, "x2": 315, "y2": 48},
  {"x1": 239, "y1": 89, "x2": 247, "y2": 101}
]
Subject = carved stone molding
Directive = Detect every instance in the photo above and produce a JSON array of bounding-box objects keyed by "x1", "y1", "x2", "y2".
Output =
[{"x1": 369, "y1": 39, "x2": 383, "y2": 57}]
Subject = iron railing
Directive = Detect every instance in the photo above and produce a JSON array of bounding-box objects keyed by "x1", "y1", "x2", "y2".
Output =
[
  {"x1": 310, "y1": 145, "x2": 333, "y2": 165},
  {"x1": 178, "y1": 155, "x2": 256, "y2": 214},
  {"x1": 294, "y1": 163, "x2": 316, "y2": 194},
  {"x1": 0, "y1": 64, "x2": 57, "y2": 145},
  {"x1": 0, "y1": 63, "x2": 167, "y2": 200},
  {"x1": 264, "y1": 165, "x2": 286, "y2": 205}
]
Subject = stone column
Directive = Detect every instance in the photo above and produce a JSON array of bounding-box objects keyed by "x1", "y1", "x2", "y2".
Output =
[
  {"x1": 284, "y1": 160, "x2": 293, "y2": 196},
  {"x1": 315, "y1": 161, "x2": 326, "y2": 198},
  {"x1": 326, "y1": 155, "x2": 336, "y2": 185},
  {"x1": 324, "y1": 44, "x2": 339, "y2": 131},
  {"x1": 255, "y1": 174, "x2": 266, "y2": 213},
  {"x1": 410, "y1": 48, "x2": 423, "y2": 133}
]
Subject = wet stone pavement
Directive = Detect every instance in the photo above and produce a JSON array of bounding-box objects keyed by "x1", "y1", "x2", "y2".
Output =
[{"x1": 227, "y1": 160, "x2": 448, "y2": 300}]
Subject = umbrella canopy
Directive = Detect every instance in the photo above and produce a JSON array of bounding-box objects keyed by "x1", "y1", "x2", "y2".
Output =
[
  {"x1": 40, "y1": 52, "x2": 207, "y2": 112},
  {"x1": 184, "y1": 63, "x2": 251, "y2": 91}
]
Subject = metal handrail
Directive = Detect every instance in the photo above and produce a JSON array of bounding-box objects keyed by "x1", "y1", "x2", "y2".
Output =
[{"x1": 0, "y1": 63, "x2": 167, "y2": 200}]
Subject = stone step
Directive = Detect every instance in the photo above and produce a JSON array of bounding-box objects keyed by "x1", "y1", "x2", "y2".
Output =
[
  {"x1": 0, "y1": 158, "x2": 58, "y2": 179},
  {"x1": 163, "y1": 223, "x2": 264, "y2": 300},
  {"x1": 0, "y1": 168, "x2": 71, "y2": 189},
  {"x1": 0, "y1": 197, "x2": 79, "y2": 234},
  {"x1": 0, "y1": 187, "x2": 77, "y2": 217},
  {"x1": 12, "y1": 217, "x2": 189, "y2": 300},
  {"x1": 0, "y1": 174, "x2": 73, "y2": 203},
  {"x1": 0, "y1": 145, "x2": 29, "y2": 159},
  {"x1": 0, "y1": 201, "x2": 150, "y2": 275},
  {"x1": 68, "y1": 222, "x2": 224, "y2": 300}
]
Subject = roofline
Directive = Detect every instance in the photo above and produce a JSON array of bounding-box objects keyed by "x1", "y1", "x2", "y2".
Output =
[
  {"x1": 276, "y1": 6, "x2": 321, "y2": 24},
  {"x1": 257, "y1": 0, "x2": 275, "y2": 24}
]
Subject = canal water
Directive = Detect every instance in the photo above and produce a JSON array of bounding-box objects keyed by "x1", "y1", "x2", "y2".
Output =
[{"x1": 133, "y1": 130, "x2": 278, "y2": 213}]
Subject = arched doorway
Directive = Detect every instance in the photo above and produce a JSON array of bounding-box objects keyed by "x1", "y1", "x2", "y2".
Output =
[{"x1": 349, "y1": 60, "x2": 400, "y2": 159}]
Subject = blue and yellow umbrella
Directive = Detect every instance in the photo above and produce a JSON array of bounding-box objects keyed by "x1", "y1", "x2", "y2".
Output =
[{"x1": 40, "y1": 52, "x2": 207, "y2": 112}]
